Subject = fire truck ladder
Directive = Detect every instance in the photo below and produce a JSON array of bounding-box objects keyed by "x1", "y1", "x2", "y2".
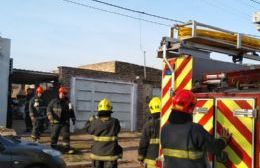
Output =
[{"x1": 158, "y1": 20, "x2": 260, "y2": 63}]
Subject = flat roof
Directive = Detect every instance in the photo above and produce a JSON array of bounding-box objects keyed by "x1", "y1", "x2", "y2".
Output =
[{"x1": 11, "y1": 69, "x2": 58, "y2": 84}]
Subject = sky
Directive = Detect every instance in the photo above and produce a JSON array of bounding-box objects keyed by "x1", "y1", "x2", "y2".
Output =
[{"x1": 0, "y1": 0, "x2": 259, "y2": 72}]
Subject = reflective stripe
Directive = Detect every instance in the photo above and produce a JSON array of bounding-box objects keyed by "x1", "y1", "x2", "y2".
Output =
[
  {"x1": 144, "y1": 159, "x2": 156, "y2": 168},
  {"x1": 93, "y1": 136, "x2": 118, "y2": 142},
  {"x1": 53, "y1": 120, "x2": 59, "y2": 124},
  {"x1": 62, "y1": 142, "x2": 69, "y2": 146},
  {"x1": 149, "y1": 138, "x2": 160, "y2": 144},
  {"x1": 90, "y1": 153, "x2": 119, "y2": 161},
  {"x1": 163, "y1": 148, "x2": 203, "y2": 160}
]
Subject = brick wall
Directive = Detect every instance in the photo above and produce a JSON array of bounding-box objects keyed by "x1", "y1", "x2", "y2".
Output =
[
  {"x1": 78, "y1": 61, "x2": 116, "y2": 73},
  {"x1": 115, "y1": 61, "x2": 161, "y2": 83},
  {"x1": 76, "y1": 61, "x2": 162, "y2": 84},
  {"x1": 58, "y1": 66, "x2": 132, "y2": 93},
  {"x1": 136, "y1": 82, "x2": 154, "y2": 130}
]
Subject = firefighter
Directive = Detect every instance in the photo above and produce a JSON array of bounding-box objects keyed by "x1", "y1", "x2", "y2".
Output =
[
  {"x1": 25, "y1": 87, "x2": 34, "y2": 132},
  {"x1": 47, "y1": 87, "x2": 76, "y2": 154},
  {"x1": 161, "y1": 90, "x2": 231, "y2": 168},
  {"x1": 29, "y1": 86, "x2": 47, "y2": 142},
  {"x1": 86, "y1": 98, "x2": 122, "y2": 168},
  {"x1": 138, "y1": 97, "x2": 161, "y2": 168}
]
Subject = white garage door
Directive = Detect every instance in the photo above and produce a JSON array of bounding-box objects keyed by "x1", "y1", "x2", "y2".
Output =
[{"x1": 70, "y1": 77, "x2": 137, "y2": 131}]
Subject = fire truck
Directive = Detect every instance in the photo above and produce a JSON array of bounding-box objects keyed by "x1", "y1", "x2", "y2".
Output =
[{"x1": 157, "y1": 21, "x2": 260, "y2": 168}]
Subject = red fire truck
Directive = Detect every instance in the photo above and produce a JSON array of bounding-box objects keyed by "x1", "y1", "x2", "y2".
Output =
[{"x1": 157, "y1": 21, "x2": 260, "y2": 168}]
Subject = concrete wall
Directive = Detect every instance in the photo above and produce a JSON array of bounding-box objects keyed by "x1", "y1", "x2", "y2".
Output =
[{"x1": 0, "y1": 38, "x2": 10, "y2": 127}]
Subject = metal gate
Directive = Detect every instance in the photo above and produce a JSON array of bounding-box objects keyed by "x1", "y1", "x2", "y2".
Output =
[
  {"x1": 215, "y1": 98, "x2": 256, "y2": 168},
  {"x1": 71, "y1": 77, "x2": 137, "y2": 131}
]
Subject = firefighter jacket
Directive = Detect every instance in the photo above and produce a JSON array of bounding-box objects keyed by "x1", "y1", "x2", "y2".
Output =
[
  {"x1": 138, "y1": 117, "x2": 160, "y2": 167},
  {"x1": 161, "y1": 122, "x2": 227, "y2": 168},
  {"x1": 86, "y1": 116, "x2": 122, "y2": 161},
  {"x1": 29, "y1": 96, "x2": 47, "y2": 119},
  {"x1": 47, "y1": 97, "x2": 76, "y2": 125}
]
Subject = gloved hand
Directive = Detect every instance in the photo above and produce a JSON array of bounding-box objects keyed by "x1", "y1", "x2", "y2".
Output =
[
  {"x1": 220, "y1": 128, "x2": 232, "y2": 144},
  {"x1": 216, "y1": 151, "x2": 228, "y2": 163},
  {"x1": 31, "y1": 117, "x2": 36, "y2": 123},
  {"x1": 47, "y1": 115, "x2": 53, "y2": 123},
  {"x1": 72, "y1": 119, "x2": 76, "y2": 125}
]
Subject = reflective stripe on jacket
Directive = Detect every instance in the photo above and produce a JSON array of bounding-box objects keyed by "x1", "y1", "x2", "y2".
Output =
[
  {"x1": 161, "y1": 122, "x2": 226, "y2": 168},
  {"x1": 138, "y1": 117, "x2": 160, "y2": 167},
  {"x1": 86, "y1": 116, "x2": 122, "y2": 161}
]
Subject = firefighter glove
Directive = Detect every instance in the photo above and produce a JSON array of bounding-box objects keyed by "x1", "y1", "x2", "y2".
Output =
[{"x1": 72, "y1": 119, "x2": 76, "y2": 125}]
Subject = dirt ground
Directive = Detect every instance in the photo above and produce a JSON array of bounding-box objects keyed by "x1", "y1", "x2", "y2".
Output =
[{"x1": 19, "y1": 131, "x2": 143, "y2": 168}]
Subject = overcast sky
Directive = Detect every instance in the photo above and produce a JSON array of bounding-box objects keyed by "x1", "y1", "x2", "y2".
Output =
[{"x1": 0, "y1": 0, "x2": 259, "y2": 72}]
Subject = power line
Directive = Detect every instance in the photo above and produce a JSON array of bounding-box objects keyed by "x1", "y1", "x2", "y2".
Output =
[
  {"x1": 61, "y1": 0, "x2": 171, "y2": 27},
  {"x1": 249, "y1": 0, "x2": 260, "y2": 5},
  {"x1": 214, "y1": 0, "x2": 252, "y2": 17},
  {"x1": 89, "y1": 0, "x2": 184, "y2": 24},
  {"x1": 201, "y1": 0, "x2": 251, "y2": 22},
  {"x1": 61, "y1": 0, "x2": 260, "y2": 38},
  {"x1": 237, "y1": 0, "x2": 259, "y2": 10}
]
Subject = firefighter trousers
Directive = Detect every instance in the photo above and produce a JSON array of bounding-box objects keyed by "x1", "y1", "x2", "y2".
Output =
[
  {"x1": 25, "y1": 111, "x2": 32, "y2": 131},
  {"x1": 31, "y1": 119, "x2": 44, "y2": 140},
  {"x1": 51, "y1": 123, "x2": 70, "y2": 148},
  {"x1": 92, "y1": 160, "x2": 117, "y2": 168}
]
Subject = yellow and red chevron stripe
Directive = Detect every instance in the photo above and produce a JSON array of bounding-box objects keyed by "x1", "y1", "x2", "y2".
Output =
[
  {"x1": 215, "y1": 98, "x2": 255, "y2": 168},
  {"x1": 161, "y1": 59, "x2": 175, "y2": 128},
  {"x1": 161, "y1": 56, "x2": 193, "y2": 127},
  {"x1": 193, "y1": 99, "x2": 214, "y2": 134},
  {"x1": 174, "y1": 56, "x2": 193, "y2": 92},
  {"x1": 193, "y1": 99, "x2": 214, "y2": 163}
]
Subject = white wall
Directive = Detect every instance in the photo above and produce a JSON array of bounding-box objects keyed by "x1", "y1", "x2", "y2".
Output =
[{"x1": 0, "y1": 38, "x2": 10, "y2": 127}]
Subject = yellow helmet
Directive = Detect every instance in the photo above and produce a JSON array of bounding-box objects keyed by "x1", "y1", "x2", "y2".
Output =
[
  {"x1": 97, "y1": 98, "x2": 112, "y2": 112},
  {"x1": 149, "y1": 97, "x2": 161, "y2": 114}
]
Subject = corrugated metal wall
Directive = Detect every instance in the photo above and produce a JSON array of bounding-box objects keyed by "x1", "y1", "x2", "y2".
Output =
[
  {"x1": 0, "y1": 38, "x2": 10, "y2": 127},
  {"x1": 70, "y1": 77, "x2": 137, "y2": 131}
]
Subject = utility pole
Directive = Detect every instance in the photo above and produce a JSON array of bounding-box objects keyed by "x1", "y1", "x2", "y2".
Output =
[
  {"x1": 143, "y1": 50, "x2": 147, "y2": 80},
  {"x1": 253, "y1": 12, "x2": 260, "y2": 31}
]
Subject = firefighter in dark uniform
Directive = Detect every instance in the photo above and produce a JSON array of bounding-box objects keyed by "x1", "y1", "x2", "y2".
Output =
[
  {"x1": 47, "y1": 87, "x2": 76, "y2": 154},
  {"x1": 161, "y1": 90, "x2": 231, "y2": 168},
  {"x1": 25, "y1": 87, "x2": 34, "y2": 132},
  {"x1": 86, "y1": 98, "x2": 122, "y2": 168},
  {"x1": 29, "y1": 86, "x2": 47, "y2": 142},
  {"x1": 138, "y1": 97, "x2": 161, "y2": 168}
]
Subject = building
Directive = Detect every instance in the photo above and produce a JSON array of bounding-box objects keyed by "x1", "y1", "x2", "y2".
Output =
[
  {"x1": 0, "y1": 37, "x2": 11, "y2": 127},
  {"x1": 59, "y1": 61, "x2": 162, "y2": 131}
]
